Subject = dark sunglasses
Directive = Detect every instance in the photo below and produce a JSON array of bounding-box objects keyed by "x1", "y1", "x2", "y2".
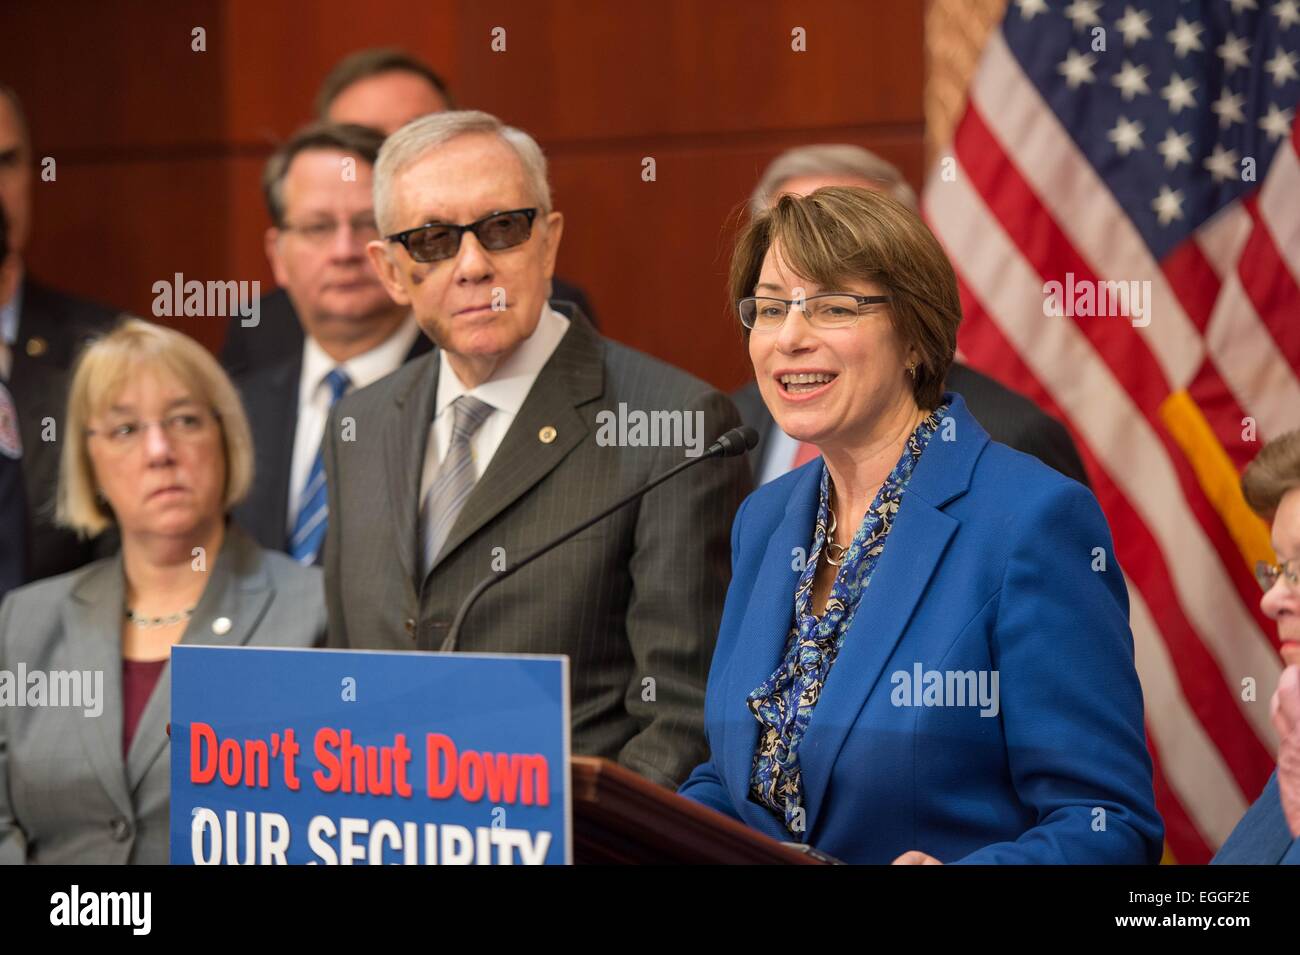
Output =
[{"x1": 385, "y1": 208, "x2": 538, "y2": 263}]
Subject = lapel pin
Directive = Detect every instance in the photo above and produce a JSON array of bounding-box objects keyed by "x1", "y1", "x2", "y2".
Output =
[
  {"x1": 212, "y1": 616, "x2": 232, "y2": 635},
  {"x1": 25, "y1": 336, "x2": 47, "y2": 358},
  {"x1": 538, "y1": 426, "x2": 557, "y2": 444}
]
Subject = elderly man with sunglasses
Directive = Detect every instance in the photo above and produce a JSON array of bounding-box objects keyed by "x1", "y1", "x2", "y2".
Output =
[{"x1": 321, "y1": 110, "x2": 751, "y2": 789}]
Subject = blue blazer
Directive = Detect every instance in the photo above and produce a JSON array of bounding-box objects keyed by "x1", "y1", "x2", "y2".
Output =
[
  {"x1": 678, "y1": 392, "x2": 1164, "y2": 864},
  {"x1": 1213, "y1": 771, "x2": 1300, "y2": 864}
]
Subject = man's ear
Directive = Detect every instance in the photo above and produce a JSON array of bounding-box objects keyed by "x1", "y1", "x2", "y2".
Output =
[
  {"x1": 541, "y1": 210, "x2": 564, "y2": 277},
  {"x1": 367, "y1": 240, "x2": 412, "y2": 306},
  {"x1": 264, "y1": 227, "x2": 290, "y2": 289}
]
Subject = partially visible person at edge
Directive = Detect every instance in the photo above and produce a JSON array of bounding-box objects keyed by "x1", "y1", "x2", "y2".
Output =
[
  {"x1": 0, "y1": 83, "x2": 119, "y2": 583},
  {"x1": 1214, "y1": 429, "x2": 1300, "y2": 865}
]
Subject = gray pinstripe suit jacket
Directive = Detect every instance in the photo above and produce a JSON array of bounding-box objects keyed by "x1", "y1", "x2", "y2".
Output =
[{"x1": 322, "y1": 312, "x2": 752, "y2": 788}]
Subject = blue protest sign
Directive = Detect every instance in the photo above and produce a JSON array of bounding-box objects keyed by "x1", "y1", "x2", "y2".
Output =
[{"x1": 170, "y1": 646, "x2": 570, "y2": 864}]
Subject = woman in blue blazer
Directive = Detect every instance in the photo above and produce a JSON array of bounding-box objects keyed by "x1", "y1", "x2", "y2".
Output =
[{"x1": 678, "y1": 187, "x2": 1163, "y2": 864}]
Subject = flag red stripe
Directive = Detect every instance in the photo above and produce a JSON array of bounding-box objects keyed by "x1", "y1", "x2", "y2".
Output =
[
  {"x1": 954, "y1": 105, "x2": 1171, "y2": 414},
  {"x1": 1239, "y1": 197, "x2": 1300, "y2": 379},
  {"x1": 1147, "y1": 722, "x2": 1212, "y2": 863},
  {"x1": 1184, "y1": 358, "x2": 1259, "y2": 473},
  {"x1": 1161, "y1": 235, "x2": 1258, "y2": 472},
  {"x1": 1161, "y1": 241, "x2": 1219, "y2": 335}
]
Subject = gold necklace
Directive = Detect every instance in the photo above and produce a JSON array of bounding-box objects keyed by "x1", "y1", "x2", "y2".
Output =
[
  {"x1": 822, "y1": 410, "x2": 928, "y2": 568},
  {"x1": 825, "y1": 484, "x2": 848, "y2": 566}
]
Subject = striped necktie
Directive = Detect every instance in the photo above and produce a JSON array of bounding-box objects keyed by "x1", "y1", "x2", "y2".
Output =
[
  {"x1": 420, "y1": 395, "x2": 494, "y2": 579},
  {"x1": 288, "y1": 366, "x2": 351, "y2": 565}
]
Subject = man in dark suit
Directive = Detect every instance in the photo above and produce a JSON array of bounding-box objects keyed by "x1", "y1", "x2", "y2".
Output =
[
  {"x1": 231, "y1": 122, "x2": 432, "y2": 564},
  {"x1": 0, "y1": 84, "x2": 118, "y2": 583},
  {"x1": 0, "y1": 382, "x2": 23, "y2": 600},
  {"x1": 738, "y1": 144, "x2": 1088, "y2": 486},
  {"x1": 0, "y1": 200, "x2": 26, "y2": 599},
  {"x1": 323, "y1": 110, "x2": 751, "y2": 789},
  {"x1": 221, "y1": 48, "x2": 594, "y2": 377}
]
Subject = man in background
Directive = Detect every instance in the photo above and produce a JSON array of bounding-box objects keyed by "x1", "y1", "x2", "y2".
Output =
[
  {"x1": 222, "y1": 48, "x2": 593, "y2": 376},
  {"x1": 231, "y1": 123, "x2": 427, "y2": 565},
  {"x1": 734, "y1": 144, "x2": 1089, "y2": 487},
  {"x1": 318, "y1": 47, "x2": 453, "y2": 134},
  {"x1": 0, "y1": 84, "x2": 118, "y2": 583},
  {"x1": 0, "y1": 199, "x2": 27, "y2": 599}
]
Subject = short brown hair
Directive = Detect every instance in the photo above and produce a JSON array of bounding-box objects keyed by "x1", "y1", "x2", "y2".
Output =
[
  {"x1": 1242, "y1": 430, "x2": 1300, "y2": 519},
  {"x1": 314, "y1": 48, "x2": 453, "y2": 118},
  {"x1": 728, "y1": 186, "x2": 960, "y2": 410},
  {"x1": 261, "y1": 121, "x2": 386, "y2": 227},
  {"x1": 58, "y1": 318, "x2": 255, "y2": 537}
]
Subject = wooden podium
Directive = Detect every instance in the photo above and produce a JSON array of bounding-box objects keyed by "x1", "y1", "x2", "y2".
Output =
[{"x1": 571, "y1": 757, "x2": 828, "y2": 864}]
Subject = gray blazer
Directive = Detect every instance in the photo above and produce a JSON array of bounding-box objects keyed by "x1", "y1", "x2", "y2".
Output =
[
  {"x1": 0, "y1": 525, "x2": 325, "y2": 864},
  {"x1": 323, "y1": 311, "x2": 752, "y2": 789}
]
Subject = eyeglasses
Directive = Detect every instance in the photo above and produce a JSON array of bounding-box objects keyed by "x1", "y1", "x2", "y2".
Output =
[
  {"x1": 385, "y1": 208, "x2": 538, "y2": 263},
  {"x1": 1256, "y1": 558, "x2": 1300, "y2": 593},
  {"x1": 86, "y1": 409, "x2": 220, "y2": 453},
  {"x1": 738, "y1": 293, "x2": 893, "y2": 331},
  {"x1": 280, "y1": 214, "x2": 380, "y2": 245}
]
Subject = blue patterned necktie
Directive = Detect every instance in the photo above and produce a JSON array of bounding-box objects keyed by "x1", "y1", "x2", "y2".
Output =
[
  {"x1": 288, "y1": 366, "x2": 351, "y2": 565},
  {"x1": 420, "y1": 395, "x2": 494, "y2": 579}
]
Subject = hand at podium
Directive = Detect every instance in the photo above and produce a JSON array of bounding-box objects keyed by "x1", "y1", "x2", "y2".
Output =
[{"x1": 892, "y1": 850, "x2": 942, "y2": 865}]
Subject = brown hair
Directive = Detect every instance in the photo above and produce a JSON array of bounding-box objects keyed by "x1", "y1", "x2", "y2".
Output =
[
  {"x1": 261, "y1": 121, "x2": 387, "y2": 227},
  {"x1": 1242, "y1": 430, "x2": 1300, "y2": 518},
  {"x1": 729, "y1": 186, "x2": 960, "y2": 410},
  {"x1": 314, "y1": 48, "x2": 453, "y2": 119}
]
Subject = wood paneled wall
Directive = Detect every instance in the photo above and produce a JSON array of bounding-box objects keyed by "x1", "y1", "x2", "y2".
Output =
[{"x1": 2, "y1": 0, "x2": 924, "y2": 391}]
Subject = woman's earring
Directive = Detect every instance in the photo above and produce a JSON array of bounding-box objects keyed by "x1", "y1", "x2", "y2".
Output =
[{"x1": 906, "y1": 362, "x2": 917, "y2": 379}]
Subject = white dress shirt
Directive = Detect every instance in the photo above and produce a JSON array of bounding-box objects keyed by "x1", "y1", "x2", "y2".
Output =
[
  {"x1": 287, "y1": 314, "x2": 421, "y2": 531},
  {"x1": 758, "y1": 426, "x2": 803, "y2": 486},
  {"x1": 418, "y1": 304, "x2": 571, "y2": 506}
]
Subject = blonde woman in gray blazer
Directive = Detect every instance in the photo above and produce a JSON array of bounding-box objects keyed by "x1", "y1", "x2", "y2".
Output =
[{"x1": 0, "y1": 319, "x2": 325, "y2": 864}]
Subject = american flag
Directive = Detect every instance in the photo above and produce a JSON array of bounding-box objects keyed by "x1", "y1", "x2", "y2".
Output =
[{"x1": 923, "y1": 0, "x2": 1300, "y2": 862}]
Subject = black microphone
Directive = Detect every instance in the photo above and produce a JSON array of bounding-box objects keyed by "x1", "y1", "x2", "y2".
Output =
[{"x1": 441, "y1": 426, "x2": 759, "y2": 650}]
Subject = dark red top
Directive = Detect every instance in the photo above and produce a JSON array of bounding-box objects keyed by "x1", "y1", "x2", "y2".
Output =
[{"x1": 122, "y1": 658, "x2": 167, "y2": 757}]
